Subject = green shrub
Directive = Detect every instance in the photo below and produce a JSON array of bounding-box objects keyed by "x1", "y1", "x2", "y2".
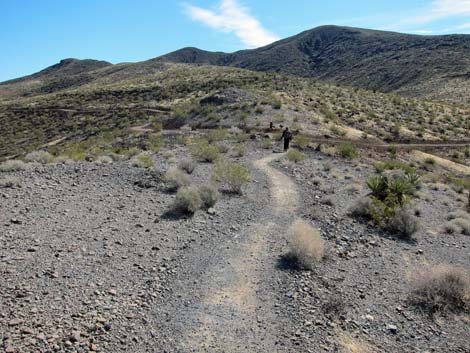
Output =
[
  {"x1": 198, "y1": 184, "x2": 219, "y2": 209},
  {"x1": 286, "y1": 149, "x2": 305, "y2": 163},
  {"x1": 24, "y1": 150, "x2": 54, "y2": 164},
  {"x1": 330, "y1": 125, "x2": 347, "y2": 136},
  {"x1": 192, "y1": 142, "x2": 220, "y2": 163},
  {"x1": 206, "y1": 129, "x2": 227, "y2": 143},
  {"x1": 338, "y1": 143, "x2": 358, "y2": 159},
  {"x1": 212, "y1": 159, "x2": 251, "y2": 194},
  {"x1": 261, "y1": 139, "x2": 273, "y2": 149},
  {"x1": 0, "y1": 160, "x2": 28, "y2": 173},
  {"x1": 172, "y1": 186, "x2": 202, "y2": 214},
  {"x1": 373, "y1": 160, "x2": 417, "y2": 175},
  {"x1": 232, "y1": 144, "x2": 247, "y2": 157},
  {"x1": 294, "y1": 134, "x2": 310, "y2": 149},
  {"x1": 131, "y1": 152, "x2": 154, "y2": 169},
  {"x1": 165, "y1": 167, "x2": 190, "y2": 192}
]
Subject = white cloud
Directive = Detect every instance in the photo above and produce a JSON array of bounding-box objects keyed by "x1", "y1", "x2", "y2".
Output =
[
  {"x1": 409, "y1": 0, "x2": 470, "y2": 24},
  {"x1": 183, "y1": 0, "x2": 279, "y2": 48}
]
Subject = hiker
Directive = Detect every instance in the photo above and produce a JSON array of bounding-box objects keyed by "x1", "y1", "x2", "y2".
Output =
[
  {"x1": 280, "y1": 127, "x2": 293, "y2": 151},
  {"x1": 269, "y1": 121, "x2": 274, "y2": 130}
]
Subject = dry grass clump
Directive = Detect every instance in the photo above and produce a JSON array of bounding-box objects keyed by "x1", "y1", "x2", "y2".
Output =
[
  {"x1": 53, "y1": 156, "x2": 74, "y2": 164},
  {"x1": 24, "y1": 150, "x2": 54, "y2": 164},
  {"x1": 165, "y1": 167, "x2": 190, "y2": 192},
  {"x1": 0, "y1": 177, "x2": 21, "y2": 188},
  {"x1": 172, "y1": 186, "x2": 203, "y2": 214},
  {"x1": 444, "y1": 210, "x2": 470, "y2": 235},
  {"x1": 0, "y1": 160, "x2": 28, "y2": 172},
  {"x1": 446, "y1": 209, "x2": 469, "y2": 221},
  {"x1": 387, "y1": 207, "x2": 420, "y2": 240},
  {"x1": 178, "y1": 158, "x2": 196, "y2": 174},
  {"x1": 288, "y1": 219, "x2": 325, "y2": 270},
  {"x1": 409, "y1": 265, "x2": 469, "y2": 314}
]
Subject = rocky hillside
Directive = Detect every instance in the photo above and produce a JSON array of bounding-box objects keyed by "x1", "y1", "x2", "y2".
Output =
[
  {"x1": 158, "y1": 26, "x2": 470, "y2": 103},
  {"x1": 1, "y1": 26, "x2": 470, "y2": 104}
]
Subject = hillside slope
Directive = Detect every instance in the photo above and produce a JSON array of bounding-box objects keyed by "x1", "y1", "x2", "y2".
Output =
[
  {"x1": 1, "y1": 26, "x2": 470, "y2": 103},
  {"x1": 158, "y1": 26, "x2": 470, "y2": 103}
]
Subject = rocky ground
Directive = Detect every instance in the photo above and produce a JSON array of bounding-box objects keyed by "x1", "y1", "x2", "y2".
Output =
[{"x1": 1, "y1": 142, "x2": 469, "y2": 353}]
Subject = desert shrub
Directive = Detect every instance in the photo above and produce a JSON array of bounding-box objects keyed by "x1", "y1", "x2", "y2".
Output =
[
  {"x1": 95, "y1": 155, "x2": 113, "y2": 164},
  {"x1": 198, "y1": 184, "x2": 219, "y2": 209},
  {"x1": 288, "y1": 219, "x2": 324, "y2": 270},
  {"x1": 217, "y1": 144, "x2": 230, "y2": 154},
  {"x1": 373, "y1": 160, "x2": 417, "y2": 175},
  {"x1": 172, "y1": 186, "x2": 202, "y2": 214},
  {"x1": 232, "y1": 144, "x2": 247, "y2": 157},
  {"x1": 387, "y1": 207, "x2": 419, "y2": 240},
  {"x1": 338, "y1": 143, "x2": 358, "y2": 159},
  {"x1": 0, "y1": 160, "x2": 28, "y2": 173},
  {"x1": 165, "y1": 167, "x2": 190, "y2": 192},
  {"x1": 212, "y1": 159, "x2": 251, "y2": 194},
  {"x1": 206, "y1": 129, "x2": 227, "y2": 143},
  {"x1": 192, "y1": 142, "x2": 220, "y2": 163},
  {"x1": 53, "y1": 156, "x2": 74, "y2": 164},
  {"x1": 330, "y1": 125, "x2": 347, "y2": 136},
  {"x1": 131, "y1": 152, "x2": 154, "y2": 169},
  {"x1": 409, "y1": 265, "x2": 469, "y2": 314},
  {"x1": 261, "y1": 139, "x2": 273, "y2": 149},
  {"x1": 444, "y1": 218, "x2": 470, "y2": 235},
  {"x1": 294, "y1": 134, "x2": 310, "y2": 149},
  {"x1": 178, "y1": 158, "x2": 196, "y2": 174},
  {"x1": 286, "y1": 149, "x2": 305, "y2": 163},
  {"x1": 446, "y1": 210, "x2": 469, "y2": 221},
  {"x1": 24, "y1": 150, "x2": 54, "y2": 164},
  {"x1": 0, "y1": 177, "x2": 21, "y2": 188}
]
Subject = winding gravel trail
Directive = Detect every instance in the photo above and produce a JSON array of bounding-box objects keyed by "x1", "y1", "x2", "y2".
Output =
[{"x1": 158, "y1": 153, "x2": 300, "y2": 352}]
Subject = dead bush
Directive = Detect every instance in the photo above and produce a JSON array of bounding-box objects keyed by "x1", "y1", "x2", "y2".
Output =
[
  {"x1": 24, "y1": 150, "x2": 54, "y2": 164},
  {"x1": 165, "y1": 167, "x2": 190, "y2": 192},
  {"x1": 198, "y1": 184, "x2": 219, "y2": 209},
  {"x1": 409, "y1": 265, "x2": 469, "y2": 314},
  {"x1": 288, "y1": 219, "x2": 325, "y2": 270},
  {"x1": 0, "y1": 177, "x2": 21, "y2": 188},
  {"x1": 387, "y1": 207, "x2": 419, "y2": 240},
  {"x1": 0, "y1": 160, "x2": 28, "y2": 172},
  {"x1": 178, "y1": 158, "x2": 196, "y2": 174},
  {"x1": 172, "y1": 186, "x2": 202, "y2": 214}
]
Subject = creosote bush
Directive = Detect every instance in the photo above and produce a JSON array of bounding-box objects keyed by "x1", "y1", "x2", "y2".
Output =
[
  {"x1": 409, "y1": 265, "x2": 469, "y2": 314},
  {"x1": 286, "y1": 149, "x2": 305, "y2": 163},
  {"x1": 24, "y1": 150, "x2": 54, "y2": 164},
  {"x1": 288, "y1": 219, "x2": 325, "y2": 270},
  {"x1": 212, "y1": 159, "x2": 251, "y2": 194},
  {"x1": 165, "y1": 167, "x2": 190, "y2": 192},
  {"x1": 172, "y1": 186, "x2": 202, "y2": 214},
  {"x1": 294, "y1": 134, "x2": 310, "y2": 149},
  {"x1": 0, "y1": 160, "x2": 28, "y2": 173}
]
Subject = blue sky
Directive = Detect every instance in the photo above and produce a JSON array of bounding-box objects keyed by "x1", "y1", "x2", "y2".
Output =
[{"x1": 1, "y1": 0, "x2": 470, "y2": 82}]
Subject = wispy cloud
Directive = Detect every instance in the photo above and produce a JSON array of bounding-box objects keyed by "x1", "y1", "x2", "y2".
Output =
[
  {"x1": 411, "y1": 0, "x2": 470, "y2": 24},
  {"x1": 384, "y1": 0, "x2": 470, "y2": 34},
  {"x1": 183, "y1": 0, "x2": 279, "y2": 48}
]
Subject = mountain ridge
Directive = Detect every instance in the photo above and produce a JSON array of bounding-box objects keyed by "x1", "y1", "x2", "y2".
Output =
[{"x1": 1, "y1": 25, "x2": 470, "y2": 103}]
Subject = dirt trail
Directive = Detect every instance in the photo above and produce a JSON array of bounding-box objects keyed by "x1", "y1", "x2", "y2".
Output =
[{"x1": 176, "y1": 153, "x2": 299, "y2": 352}]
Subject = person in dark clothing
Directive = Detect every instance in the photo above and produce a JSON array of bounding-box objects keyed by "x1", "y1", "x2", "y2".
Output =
[{"x1": 280, "y1": 127, "x2": 293, "y2": 151}]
